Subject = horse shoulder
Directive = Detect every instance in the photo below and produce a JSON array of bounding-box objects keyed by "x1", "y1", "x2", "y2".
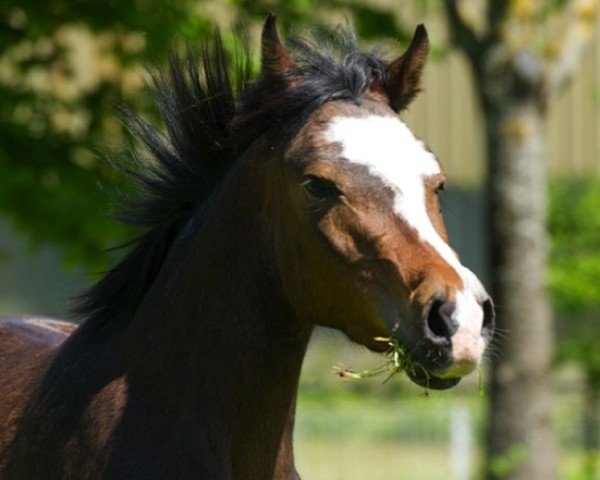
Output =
[{"x1": 0, "y1": 316, "x2": 75, "y2": 456}]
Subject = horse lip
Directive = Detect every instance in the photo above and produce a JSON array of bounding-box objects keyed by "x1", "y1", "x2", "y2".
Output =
[
  {"x1": 405, "y1": 357, "x2": 480, "y2": 390},
  {"x1": 405, "y1": 364, "x2": 462, "y2": 390},
  {"x1": 432, "y1": 360, "x2": 478, "y2": 380},
  {"x1": 386, "y1": 335, "x2": 464, "y2": 390}
]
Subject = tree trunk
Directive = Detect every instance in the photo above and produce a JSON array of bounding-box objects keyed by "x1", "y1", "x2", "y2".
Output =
[
  {"x1": 477, "y1": 54, "x2": 558, "y2": 480},
  {"x1": 582, "y1": 369, "x2": 600, "y2": 480}
]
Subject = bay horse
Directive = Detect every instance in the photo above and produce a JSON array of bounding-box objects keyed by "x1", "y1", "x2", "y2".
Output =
[{"x1": 0, "y1": 16, "x2": 494, "y2": 480}]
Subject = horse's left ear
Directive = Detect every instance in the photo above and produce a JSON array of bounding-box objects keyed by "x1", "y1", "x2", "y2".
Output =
[
  {"x1": 261, "y1": 13, "x2": 297, "y2": 78},
  {"x1": 371, "y1": 24, "x2": 430, "y2": 112}
]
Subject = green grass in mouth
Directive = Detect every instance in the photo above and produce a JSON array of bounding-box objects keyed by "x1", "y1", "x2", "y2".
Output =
[
  {"x1": 334, "y1": 337, "x2": 422, "y2": 384},
  {"x1": 334, "y1": 337, "x2": 486, "y2": 396}
]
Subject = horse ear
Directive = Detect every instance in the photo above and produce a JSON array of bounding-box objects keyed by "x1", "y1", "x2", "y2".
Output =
[
  {"x1": 261, "y1": 13, "x2": 297, "y2": 78},
  {"x1": 373, "y1": 24, "x2": 429, "y2": 111}
]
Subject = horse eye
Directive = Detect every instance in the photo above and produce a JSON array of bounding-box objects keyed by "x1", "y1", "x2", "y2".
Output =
[
  {"x1": 302, "y1": 176, "x2": 341, "y2": 200},
  {"x1": 435, "y1": 181, "x2": 445, "y2": 194}
]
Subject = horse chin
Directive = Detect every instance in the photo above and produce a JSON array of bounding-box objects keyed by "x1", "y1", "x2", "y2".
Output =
[{"x1": 406, "y1": 367, "x2": 461, "y2": 390}]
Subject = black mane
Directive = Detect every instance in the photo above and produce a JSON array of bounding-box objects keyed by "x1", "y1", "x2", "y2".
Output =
[{"x1": 74, "y1": 24, "x2": 391, "y2": 322}]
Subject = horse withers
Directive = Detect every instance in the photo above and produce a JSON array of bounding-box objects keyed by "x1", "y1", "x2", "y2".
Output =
[{"x1": 0, "y1": 15, "x2": 494, "y2": 480}]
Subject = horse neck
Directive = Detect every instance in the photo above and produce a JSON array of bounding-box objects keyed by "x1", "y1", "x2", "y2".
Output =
[{"x1": 120, "y1": 152, "x2": 312, "y2": 478}]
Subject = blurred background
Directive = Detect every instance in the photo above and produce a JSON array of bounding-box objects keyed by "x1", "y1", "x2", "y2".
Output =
[{"x1": 1, "y1": 0, "x2": 599, "y2": 479}]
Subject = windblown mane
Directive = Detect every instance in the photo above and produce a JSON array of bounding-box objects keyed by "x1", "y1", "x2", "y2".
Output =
[{"x1": 74, "y1": 24, "x2": 392, "y2": 323}]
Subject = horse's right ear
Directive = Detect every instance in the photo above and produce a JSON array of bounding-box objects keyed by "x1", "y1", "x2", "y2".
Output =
[{"x1": 261, "y1": 13, "x2": 297, "y2": 78}]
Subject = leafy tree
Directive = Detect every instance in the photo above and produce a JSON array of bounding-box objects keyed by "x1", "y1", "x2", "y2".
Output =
[
  {"x1": 0, "y1": 0, "x2": 210, "y2": 269},
  {"x1": 549, "y1": 178, "x2": 600, "y2": 480}
]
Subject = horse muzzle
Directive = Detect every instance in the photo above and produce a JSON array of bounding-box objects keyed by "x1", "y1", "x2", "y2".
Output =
[{"x1": 400, "y1": 294, "x2": 495, "y2": 390}]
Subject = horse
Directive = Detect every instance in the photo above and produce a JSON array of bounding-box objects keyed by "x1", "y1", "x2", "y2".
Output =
[{"x1": 0, "y1": 15, "x2": 494, "y2": 480}]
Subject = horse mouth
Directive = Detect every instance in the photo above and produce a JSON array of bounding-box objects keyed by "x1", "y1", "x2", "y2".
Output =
[{"x1": 405, "y1": 365, "x2": 461, "y2": 390}]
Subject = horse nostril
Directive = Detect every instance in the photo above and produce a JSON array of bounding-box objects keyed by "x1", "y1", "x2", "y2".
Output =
[
  {"x1": 425, "y1": 300, "x2": 458, "y2": 342},
  {"x1": 481, "y1": 298, "x2": 495, "y2": 339}
]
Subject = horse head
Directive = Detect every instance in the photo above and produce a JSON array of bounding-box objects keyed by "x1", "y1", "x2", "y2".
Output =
[{"x1": 250, "y1": 15, "x2": 494, "y2": 390}]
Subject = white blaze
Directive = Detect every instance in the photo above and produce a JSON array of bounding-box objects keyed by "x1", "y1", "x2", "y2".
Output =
[{"x1": 326, "y1": 115, "x2": 487, "y2": 373}]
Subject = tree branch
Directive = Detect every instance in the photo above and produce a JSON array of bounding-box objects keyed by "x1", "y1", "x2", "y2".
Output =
[
  {"x1": 486, "y1": 0, "x2": 510, "y2": 42},
  {"x1": 442, "y1": 0, "x2": 484, "y2": 63},
  {"x1": 549, "y1": 10, "x2": 595, "y2": 91}
]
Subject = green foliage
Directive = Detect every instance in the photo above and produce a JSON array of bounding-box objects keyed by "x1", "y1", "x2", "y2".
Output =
[
  {"x1": 1, "y1": 0, "x2": 203, "y2": 57},
  {"x1": 549, "y1": 178, "x2": 600, "y2": 313},
  {"x1": 488, "y1": 444, "x2": 530, "y2": 478},
  {"x1": 339, "y1": 2, "x2": 405, "y2": 40},
  {"x1": 0, "y1": 0, "x2": 210, "y2": 269},
  {"x1": 548, "y1": 178, "x2": 600, "y2": 371}
]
